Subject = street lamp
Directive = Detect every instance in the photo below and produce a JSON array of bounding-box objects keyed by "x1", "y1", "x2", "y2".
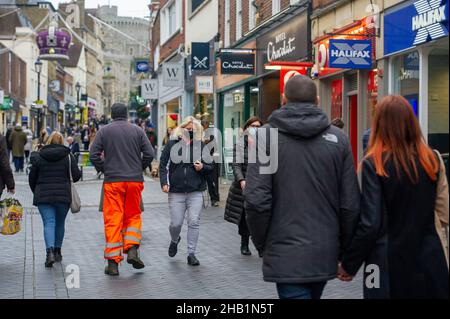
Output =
[
  {"x1": 35, "y1": 59, "x2": 43, "y2": 139},
  {"x1": 75, "y1": 82, "x2": 81, "y2": 123}
]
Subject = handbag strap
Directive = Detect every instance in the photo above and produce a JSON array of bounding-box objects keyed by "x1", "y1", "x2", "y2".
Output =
[{"x1": 68, "y1": 154, "x2": 73, "y2": 183}]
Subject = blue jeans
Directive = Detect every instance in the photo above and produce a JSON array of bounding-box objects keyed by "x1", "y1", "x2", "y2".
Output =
[
  {"x1": 276, "y1": 282, "x2": 327, "y2": 299},
  {"x1": 13, "y1": 156, "x2": 24, "y2": 172},
  {"x1": 38, "y1": 204, "x2": 70, "y2": 249}
]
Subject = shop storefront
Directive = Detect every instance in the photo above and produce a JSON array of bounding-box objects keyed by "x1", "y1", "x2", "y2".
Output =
[
  {"x1": 256, "y1": 5, "x2": 311, "y2": 120},
  {"x1": 384, "y1": 0, "x2": 449, "y2": 154},
  {"x1": 47, "y1": 93, "x2": 59, "y2": 131},
  {"x1": 314, "y1": 18, "x2": 378, "y2": 164}
]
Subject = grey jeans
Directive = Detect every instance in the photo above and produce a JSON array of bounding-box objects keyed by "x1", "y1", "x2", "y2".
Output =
[{"x1": 168, "y1": 192, "x2": 203, "y2": 255}]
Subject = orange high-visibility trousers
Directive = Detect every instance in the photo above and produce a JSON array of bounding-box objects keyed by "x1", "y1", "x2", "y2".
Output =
[{"x1": 103, "y1": 182, "x2": 144, "y2": 263}]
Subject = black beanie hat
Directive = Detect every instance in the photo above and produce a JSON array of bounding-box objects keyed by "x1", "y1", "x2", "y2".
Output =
[{"x1": 111, "y1": 103, "x2": 128, "y2": 120}]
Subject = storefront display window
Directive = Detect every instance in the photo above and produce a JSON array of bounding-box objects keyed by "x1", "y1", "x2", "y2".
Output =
[
  {"x1": 428, "y1": 48, "x2": 449, "y2": 154},
  {"x1": 393, "y1": 50, "x2": 419, "y2": 116},
  {"x1": 194, "y1": 94, "x2": 214, "y2": 124},
  {"x1": 249, "y1": 85, "x2": 258, "y2": 118},
  {"x1": 223, "y1": 87, "x2": 245, "y2": 132}
]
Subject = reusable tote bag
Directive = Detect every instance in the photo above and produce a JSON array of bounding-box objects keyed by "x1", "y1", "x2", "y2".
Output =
[{"x1": 68, "y1": 154, "x2": 81, "y2": 213}]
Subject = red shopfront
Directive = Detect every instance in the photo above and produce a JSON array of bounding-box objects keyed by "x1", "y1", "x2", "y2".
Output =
[{"x1": 314, "y1": 18, "x2": 379, "y2": 166}]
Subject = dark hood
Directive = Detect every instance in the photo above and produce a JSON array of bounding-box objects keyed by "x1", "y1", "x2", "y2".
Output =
[
  {"x1": 39, "y1": 144, "x2": 70, "y2": 162},
  {"x1": 14, "y1": 126, "x2": 23, "y2": 132},
  {"x1": 268, "y1": 102, "x2": 330, "y2": 138}
]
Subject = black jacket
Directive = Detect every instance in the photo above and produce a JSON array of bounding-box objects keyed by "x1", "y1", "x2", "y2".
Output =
[
  {"x1": 159, "y1": 138, "x2": 214, "y2": 193},
  {"x1": 245, "y1": 102, "x2": 361, "y2": 283},
  {"x1": 0, "y1": 134, "x2": 14, "y2": 196},
  {"x1": 342, "y1": 158, "x2": 449, "y2": 299},
  {"x1": 224, "y1": 137, "x2": 250, "y2": 225},
  {"x1": 29, "y1": 144, "x2": 81, "y2": 206}
]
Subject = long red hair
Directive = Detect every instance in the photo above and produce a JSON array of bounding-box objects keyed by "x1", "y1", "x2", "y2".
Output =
[{"x1": 365, "y1": 95, "x2": 438, "y2": 183}]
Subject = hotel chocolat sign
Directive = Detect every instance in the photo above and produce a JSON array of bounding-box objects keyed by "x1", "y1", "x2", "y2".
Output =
[
  {"x1": 256, "y1": 11, "x2": 309, "y2": 74},
  {"x1": 221, "y1": 52, "x2": 255, "y2": 75}
]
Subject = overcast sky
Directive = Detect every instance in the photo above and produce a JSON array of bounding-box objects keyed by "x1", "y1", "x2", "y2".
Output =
[{"x1": 49, "y1": 0, "x2": 150, "y2": 18}]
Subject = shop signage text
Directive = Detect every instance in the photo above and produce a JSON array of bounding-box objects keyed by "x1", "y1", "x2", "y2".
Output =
[
  {"x1": 195, "y1": 76, "x2": 214, "y2": 94},
  {"x1": 141, "y1": 79, "x2": 158, "y2": 100},
  {"x1": 163, "y1": 62, "x2": 184, "y2": 87},
  {"x1": 329, "y1": 39, "x2": 372, "y2": 69},
  {"x1": 267, "y1": 32, "x2": 296, "y2": 62},
  {"x1": 136, "y1": 61, "x2": 150, "y2": 73},
  {"x1": 384, "y1": 0, "x2": 449, "y2": 55},
  {"x1": 221, "y1": 53, "x2": 255, "y2": 75}
]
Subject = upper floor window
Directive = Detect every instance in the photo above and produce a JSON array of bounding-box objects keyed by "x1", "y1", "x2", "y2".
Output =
[
  {"x1": 191, "y1": 0, "x2": 206, "y2": 15},
  {"x1": 224, "y1": 0, "x2": 231, "y2": 47},
  {"x1": 236, "y1": 0, "x2": 242, "y2": 41},
  {"x1": 160, "y1": 0, "x2": 182, "y2": 44},
  {"x1": 249, "y1": 0, "x2": 257, "y2": 31},
  {"x1": 272, "y1": 0, "x2": 281, "y2": 15}
]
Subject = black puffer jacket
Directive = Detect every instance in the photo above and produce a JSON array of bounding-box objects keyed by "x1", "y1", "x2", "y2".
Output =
[
  {"x1": 245, "y1": 102, "x2": 360, "y2": 283},
  {"x1": 159, "y1": 138, "x2": 214, "y2": 193},
  {"x1": 29, "y1": 144, "x2": 81, "y2": 206},
  {"x1": 224, "y1": 137, "x2": 250, "y2": 225}
]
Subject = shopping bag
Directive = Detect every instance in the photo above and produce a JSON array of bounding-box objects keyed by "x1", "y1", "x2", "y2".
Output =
[{"x1": 0, "y1": 197, "x2": 24, "y2": 235}]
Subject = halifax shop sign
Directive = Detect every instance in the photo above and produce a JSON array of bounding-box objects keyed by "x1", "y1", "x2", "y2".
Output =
[
  {"x1": 384, "y1": 0, "x2": 449, "y2": 55},
  {"x1": 329, "y1": 39, "x2": 372, "y2": 69}
]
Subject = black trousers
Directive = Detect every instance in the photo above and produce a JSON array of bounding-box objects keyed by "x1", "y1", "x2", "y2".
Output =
[
  {"x1": 206, "y1": 163, "x2": 220, "y2": 202},
  {"x1": 238, "y1": 210, "x2": 250, "y2": 238}
]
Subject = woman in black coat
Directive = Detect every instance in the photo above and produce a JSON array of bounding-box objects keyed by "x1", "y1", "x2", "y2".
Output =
[
  {"x1": 29, "y1": 132, "x2": 81, "y2": 268},
  {"x1": 339, "y1": 95, "x2": 449, "y2": 299},
  {"x1": 224, "y1": 117, "x2": 262, "y2": 256}
]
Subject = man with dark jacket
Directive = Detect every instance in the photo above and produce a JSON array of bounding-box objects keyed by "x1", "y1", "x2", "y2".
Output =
[
  {"x1": 90, "y1": 103, "x2": 155, "y2": 276},
  {"x1": 0, "y1": 133, "x2": 15, "y2": 197},
  {"x1": 245, "y1": 75, "x2": 360, "y2": 299},
  {"x1": 9, "y1": 124, "x2": 27, "y2": 173}
]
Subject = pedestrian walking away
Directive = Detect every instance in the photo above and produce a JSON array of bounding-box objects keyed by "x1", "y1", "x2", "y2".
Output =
[
  {"x1": 245, "y1": 75, "x2": 361, "y2": 299},
  {"x1": 159, "y1": 116, "x2": 214, "y2": 266},
  {"x1": 28, "y1": 132, "x2": 81, "y2": 268},
  {"x1": 9, "y1": 123, "x2": 27, "y2": 173},
  {"x1": 90, "y1": 103, "x2": 154, "y2": 276},
  {"x1": 5, "y1": 125, "x2": 13, "y2": 163},
  {"x1": 224, "y1": 116, "x2": 263, "y2": 257},
  {"x1": 23, "y1": 127, "x2": 33, "y2": 164},
  {"x1": 0, "y1": 133, "x2": 15, "y2": 198},
  {"x1": 202, "y1": 120, "x2": 220, "y2": 207},
  {"x1": 339, "y1": 95, "x2": 449, "y2": 299}
]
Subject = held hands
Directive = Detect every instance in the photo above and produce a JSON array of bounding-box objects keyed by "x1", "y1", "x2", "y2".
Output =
[
  {"x1": 162, "y1": 185, "x2": 170, "y2": 193},
  {"x1": 7, "y1": 188, "x2": 15, "y2": 195},
  {"x1": 240, "y1": 180, "x2": 246, "y2": 190},
  {"x1": 337, "y1": 263, "x2": 353, "y2": 282},
  {"x1": 194, "y1": 161, "x2": 203, "y2": 171}
]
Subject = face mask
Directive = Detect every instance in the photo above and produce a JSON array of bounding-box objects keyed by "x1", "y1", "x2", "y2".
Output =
[
  {"x1": 248, "y1": 127, "x2": 257, "y2": 136},
  {"x1": 188, "y1": 131, "x2": 194, "y2": 140}
]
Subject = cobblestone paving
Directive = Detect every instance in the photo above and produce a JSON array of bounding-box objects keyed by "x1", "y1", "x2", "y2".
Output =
[{"x1": 0, "y1": 167, "x2": 363, "y2": 299}]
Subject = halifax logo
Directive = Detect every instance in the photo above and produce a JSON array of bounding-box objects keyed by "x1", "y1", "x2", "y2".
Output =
[{"x1": 329, "y1": 39, "x2": 372, "y2": 69}]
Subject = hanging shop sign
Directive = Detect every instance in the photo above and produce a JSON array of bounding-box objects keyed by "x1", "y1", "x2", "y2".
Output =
[
  {"x1": 36, "y1": 13, "x2": 71, "y2": 60},
  {"x1": 195, "y1": 76, "x2": 214, "y2": 94},
  {"x1": 163, "y1": 62, "x2": 184, "y2": 88},
  {"x1": 191, "y1": 42, "x2": 210, "y2": 71},
  {"x1": 384, "y1": 0, "x2": 449, "y2": 55},
  {"x1": 141, "y1": 79, "x2": 158, "y2": 100},
  {"x1": 136, "y1": 60, "x2": 150, "y2": 73},
  {"x1": 221, "y1": 52, "x2": 255, "y2": 75},
  {"x1": 0, "y1": 96, "x2": 11, "y2": 111},
  {"x1": 256, "y1": 10, "x2": 309, "y2": 75},
  {"x1": 328, "y1": 39, "x2": 373, "y2": 69}
]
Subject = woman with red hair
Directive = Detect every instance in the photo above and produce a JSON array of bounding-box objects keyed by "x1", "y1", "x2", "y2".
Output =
[{"x1": 339, "y1": 95, "x2": 449, "y2": 299}]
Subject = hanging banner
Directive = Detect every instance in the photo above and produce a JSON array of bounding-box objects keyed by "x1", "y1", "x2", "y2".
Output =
[
  {"x1": 141, "y1": 79, "x2": 158, "y2": 100},
  {"x1": 163, "y1": 62, "x2": 184, "y2": 87},
  {"x1": 328, "y1": 39, "x2": 373, "y2": 69},
  {"x1": 136, "y1": 60, "x2": 150, "y2": 73},
  {"x1": 195, "y1": 76, "x2": 214, "y2": 94},
  {"x1": 191, "y1": 42, "x2": 210, "y2": 71},
  {"x1": 221, "y1": 52, "x2": 255, "y2": 75}
]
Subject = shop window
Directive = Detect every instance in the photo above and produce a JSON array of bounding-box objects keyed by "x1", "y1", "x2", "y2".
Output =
[
  {"x1": 393, "y1": 51, "x2": 419, "y2": 116},
  {"x1": 194, "y1": 94, "x2": 214, "y2": 124},
  {"x1": 191, "y1": 0, "x2": 206, "y2": 14},
  {"x1": 236, "y1": 0, "x2": 242, "y2": 41},
  {"x1": 224, "y1": 0, "x2": 231, "y2": 47},
  {"x1": 428, "y1": 48, "x2": 449, "y2": 154}
]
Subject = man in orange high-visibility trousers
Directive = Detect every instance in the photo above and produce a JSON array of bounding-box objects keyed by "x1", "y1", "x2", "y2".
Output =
[{"x1": 90, "y1": 103, "x2": 154, "y2": 276}]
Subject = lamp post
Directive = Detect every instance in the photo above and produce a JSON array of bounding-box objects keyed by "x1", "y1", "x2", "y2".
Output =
[
  {"x1": 75, "y1": 82, "x2": 81, "y2": 124},
  {"x1": 35, "y1": 59, "x2": 43, "y2": 139}
]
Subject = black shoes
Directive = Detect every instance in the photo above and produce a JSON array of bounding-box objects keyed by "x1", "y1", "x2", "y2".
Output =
[
  {"x1": 187, "y1": 254, "x2": 200, "y2": 266},
  {"x1": 45, "y1": 248, "x2": 55, "y2": 268},
  {"x1": 168, "y1": 237, "x2": 181, "y2": 257},
  {"x1": 211, "y1": 201, "x2": 219, "y2": 207},
  {"x1": 127, "y1": 246, "x2": 145, "y2": 269},
  {"x1": 240, "y1": 236, "x2": 252, "y2": 256},
  {"x1": 54, "y1": 248, "x2": 62, "y2": 262},
  {"x1": 105, "y1": 260, "x2": 119, "y2": 276}
]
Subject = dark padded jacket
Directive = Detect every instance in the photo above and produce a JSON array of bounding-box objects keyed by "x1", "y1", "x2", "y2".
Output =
[
  {"x1": 29, "y1": 144, "x2": 81, "y2": 206},
  {"x1": 159, "y1": 138, "x2": 214, "y2": 193},
  {"x1": 0, "y1": 134, "x2": 14, "y2": 196},
  {"x1": 245, "y1": 102, "x2": 361, "y2": 284}
]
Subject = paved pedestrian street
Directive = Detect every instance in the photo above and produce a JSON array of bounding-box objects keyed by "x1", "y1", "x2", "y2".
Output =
[{"x1": 0, "y1": 168, "x2": 363, "y2": 299}]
